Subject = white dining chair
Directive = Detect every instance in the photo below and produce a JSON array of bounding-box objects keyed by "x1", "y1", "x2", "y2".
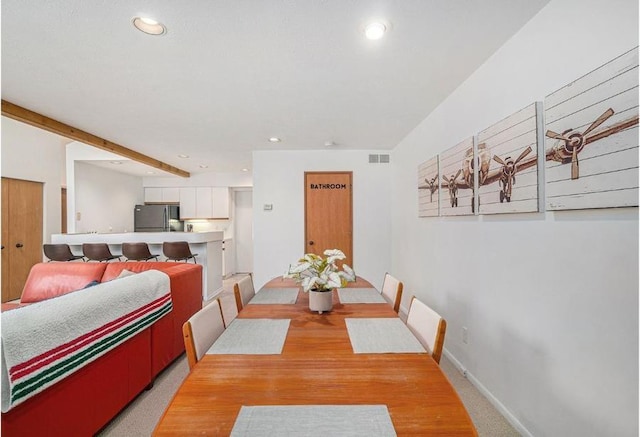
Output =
[
  {"x1": 406, "y1": 296, "x2": 447, "y2": 365},
  {"x1": 233, "y1": 274, "x2": 256, "y2": 313},
  {"x1": 182, "y1": 299, "x2": 226, "y2": 370},
  {"x1": 381, "y1": 272, "x2": 403, "y2": 313}
]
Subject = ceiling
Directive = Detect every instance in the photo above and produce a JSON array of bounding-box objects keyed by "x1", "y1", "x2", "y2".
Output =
[{"x1": 1, "y1": 0, "x2": 550, "y2": 177}]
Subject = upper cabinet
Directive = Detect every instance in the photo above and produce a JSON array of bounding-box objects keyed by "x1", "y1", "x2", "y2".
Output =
[
  {"x1": 178, "y1": 187, "x2": 230, "y2": 219},
  {"x1": 212, "y1": 187, "x2": 230, "y2": 218},
  {"x1": 145, "y1": 187, "x2": 180, "y2": 203}
]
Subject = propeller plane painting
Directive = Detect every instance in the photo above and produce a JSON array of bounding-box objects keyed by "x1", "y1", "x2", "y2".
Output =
[
  {"x1": 439, "y1": 137, "x2": 474, "y2": 216},
  {"x1": 544, "y1": 47, "x2": 638, "y2": 210},
  {"x1": 418, "y1": 155, "x2": 439, "y2": 217},
  {"x1": 477, "y1": 103, "x2": 540, "y2": 214}
]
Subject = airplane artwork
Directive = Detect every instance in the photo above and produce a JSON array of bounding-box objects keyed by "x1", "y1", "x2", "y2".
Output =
[{"x1": 418, "y1": 107, "x2": 638, "y2": 213}]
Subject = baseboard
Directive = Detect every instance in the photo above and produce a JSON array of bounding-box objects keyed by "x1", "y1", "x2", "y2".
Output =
[{"x1": 443, "y1": 349, "x2": 533, "y2": 437}]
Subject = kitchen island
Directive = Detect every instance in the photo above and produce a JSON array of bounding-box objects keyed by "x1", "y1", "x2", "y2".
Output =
[{"x1": 51, "y1": 232, "x2": 223, "y2": 301}]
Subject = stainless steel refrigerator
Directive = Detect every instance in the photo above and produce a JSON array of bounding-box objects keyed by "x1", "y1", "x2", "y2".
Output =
[{"x1": 134, "y1": 204, "x2": 184, "y2": 232}]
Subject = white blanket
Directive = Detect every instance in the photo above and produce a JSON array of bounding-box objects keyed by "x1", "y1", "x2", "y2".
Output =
[{"x1": 1, "y1": 269, "x2": 172, "y2": 412}]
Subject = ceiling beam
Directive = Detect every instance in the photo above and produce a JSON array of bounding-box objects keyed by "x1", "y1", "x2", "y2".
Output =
[{"x1": 1, "y1": 100, "x2": 190, "y2": 178}]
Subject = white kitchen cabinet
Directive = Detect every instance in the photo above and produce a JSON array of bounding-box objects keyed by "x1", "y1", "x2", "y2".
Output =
[
  {"x1": 178, "y1": 186, "x2": 230, "y2": 219},
  {"x1": 179, "y1": 187, "x2": 197, "y2": 218},
  {"x1": 145, "y1": 187, "x2": 180, "y2": 203},
  {"x1": 196, "y1": 187, "x2": 213, "y2": 218},
  {"x1": 144, "y1": 187, "x2": 162, "y2": 203},
  {"x1": 222, "y1": 238, "x2": 235, "y2": 278},
  {"x1": 212, "y1": 187, "x2": 230, "y2": 218}
]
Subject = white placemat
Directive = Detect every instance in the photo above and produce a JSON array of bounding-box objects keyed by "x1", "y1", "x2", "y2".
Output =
[
  {"x1": 207, "y1": 319, "x2": 291, "y2": 355},
  {"x1": 338, "y1": 288, "x2": 386, "y2": 304},
  {"x1": 345, "y1": 318, "x2": 426, "y2": 354},
  {"x1": 250, "y1": 288, "x2": 299, "y2": 304},
  {"x1": 230, "y1": 405, "x2": 396, "y2": 436}
]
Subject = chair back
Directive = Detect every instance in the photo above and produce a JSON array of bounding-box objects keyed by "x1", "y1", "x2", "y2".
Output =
[
  {"x1": 233, "y1": 275, "x2": 255, "y2": 313},
  {"x1": 43, "y1": 244, "x2": 83, "y2": 262},
  {"x1": 381, "y1": 273, "x2": 403, "y2": 313},
  {"x1": 406, "y1": 297, "x2": 446, "y2": 364},
  {"x1": 122, "y1": 242, "x2": 158, "y2": 261},
  {"x1": 163, "y1": 241, "x2": 197, "y2": 263},
  {"x1": 82, "y1": 243, "x2": 120, "y2": 262},
  {"x1": 183, "y1": 299, "x2": 226, "y2": 369}
]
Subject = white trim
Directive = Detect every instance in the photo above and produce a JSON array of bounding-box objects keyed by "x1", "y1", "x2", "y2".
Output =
[{"x1": 443, "y1": 349, "x2": 533, "y2": 437}]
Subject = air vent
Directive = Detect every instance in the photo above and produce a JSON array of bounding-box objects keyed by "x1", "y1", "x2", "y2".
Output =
[
  {"x1": 379, "y1": 154, "x2": 390, "y2": 163},
  {"x1": 368, "y1": 154, "x2": 379, "y2": 163}
]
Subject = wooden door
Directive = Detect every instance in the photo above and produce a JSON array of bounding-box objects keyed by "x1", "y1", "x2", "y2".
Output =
[
  {"x1": 1, "y1": 177, "x2": 44, "y2": 302},
  {"x1": 304, "y1": 172, "x2": 353, "y2": 268}
]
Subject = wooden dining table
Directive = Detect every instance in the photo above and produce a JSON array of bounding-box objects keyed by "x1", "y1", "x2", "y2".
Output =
[{"x1": 153, "y1": 277, "x2": 477, "y2": 436}]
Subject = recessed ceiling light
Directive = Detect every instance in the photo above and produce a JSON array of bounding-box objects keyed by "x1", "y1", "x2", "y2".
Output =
[
  {"x1": 132, "y1": 16, "x2": 167, "y2": 36},
  {"x1": 364, "y1": 22, "x2": 387, "y2": 40},
  {"x1": 199, "y1": 164, "x2": 209, "y2": 169},
  {"x1": 110, "y1": 161, "x2": 123, "y2": 165},
  {"x1": 242, "y1": 168, "x2": 249, "y2": 172},
  {"x1": 268, "y1": 137, "x2": 281, "y2": 143},
  {"x1": 178, "y1": 154, "x2": 189, "y2": 158}
]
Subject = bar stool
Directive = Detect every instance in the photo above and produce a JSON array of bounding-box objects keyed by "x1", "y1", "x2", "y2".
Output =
[
  {"x1": 122, "y1": 242, "x2": 159, "y2": 261},
  {"x1": 43, "y1": 244, "x2": 85, "y2": 262},
  {"x1": 163, "y1": 241, "x2": 198, "y2": 263},
  {"x1": 82, "y1": 243, "x2": 122, "y2": 262}
]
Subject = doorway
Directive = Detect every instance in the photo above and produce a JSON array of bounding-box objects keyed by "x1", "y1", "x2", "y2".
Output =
[
  {"x1": 304, "y1": 172, "x2": 353, "y2": 267},
  {"x1": 234, "y1": 189, "x2": 253, "y2": 274},
  {"x1": 1, "y1": 177, "x2": 44, "y2": 302}
]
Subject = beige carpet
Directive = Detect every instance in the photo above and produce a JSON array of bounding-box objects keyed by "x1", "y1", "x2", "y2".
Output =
[{"x1": 98, "y1": 275, "x2": 520, "y2": 436}]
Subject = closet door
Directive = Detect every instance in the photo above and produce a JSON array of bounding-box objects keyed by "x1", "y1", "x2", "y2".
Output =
[{"x1": 1, "y1": 177, "x2": 43, "y2": 302}]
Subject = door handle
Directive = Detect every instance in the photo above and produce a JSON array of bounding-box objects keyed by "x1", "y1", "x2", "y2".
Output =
[
  {"x1": 309, "y1": 241, "x2": 314, "y2": 246},
  {"x1": 1, "y1": 245, "x2": 4, "y2": 249},
  {"x1": 15, "y1": 243, "x2": 24, "y2": 248}
]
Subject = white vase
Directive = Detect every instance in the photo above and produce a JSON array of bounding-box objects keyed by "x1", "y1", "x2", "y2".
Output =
[{"x1": 308, "y1": 289, "x2": 333, "y2": 314}]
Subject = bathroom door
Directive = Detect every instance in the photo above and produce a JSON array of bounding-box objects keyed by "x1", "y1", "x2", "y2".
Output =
[{"x1": 304, "y1": 172, "x2": 353, "y2": 268}]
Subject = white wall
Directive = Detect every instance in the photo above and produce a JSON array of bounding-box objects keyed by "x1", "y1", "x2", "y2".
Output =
[
  {"x1": 1, "y1": 117, "x2": 67, "y2": 244},
  {"x1": 391, "y1": 0, "x2": 638, "y2": 436},
  {"x1": 74, "y1": 162, "x2": 143, "y2": 233},
  {"x1": 253, "y1": 150, "x2": 392, "y2": 290}
]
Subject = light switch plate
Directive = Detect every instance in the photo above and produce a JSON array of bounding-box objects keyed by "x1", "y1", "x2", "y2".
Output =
[{"x1": 263, "y1": 204, "x2": 273, "y2": 211}]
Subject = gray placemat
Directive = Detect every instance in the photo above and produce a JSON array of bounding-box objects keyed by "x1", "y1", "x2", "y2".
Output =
[
  {"x1": 207, "y1": 319, "x2": 291, "y2": 355},
  {"x1": 250, "y1": 288, "x2": 299, "y2": 304},
  {"x1": 345, "y1": 318, "x2": 426, "y2": 354},
  {"x1": 230, "y1": 405, "x2": 397, "y2": 436},
  {"x1": 338, "y1": 288, "x2": 386, "y2": 304}
]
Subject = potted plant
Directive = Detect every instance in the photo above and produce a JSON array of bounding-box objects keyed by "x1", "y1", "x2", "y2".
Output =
[{"x1": 284, "y1": 249, "x2": 355, "y2": 313}]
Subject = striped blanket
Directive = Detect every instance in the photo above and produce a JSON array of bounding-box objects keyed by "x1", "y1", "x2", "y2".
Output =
[{"x1": 1, "y1": 270, "x2": 173, "y2": 412}]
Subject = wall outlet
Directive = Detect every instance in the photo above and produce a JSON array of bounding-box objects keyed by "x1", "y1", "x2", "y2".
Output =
[{"x1": 462, "y1": 327, "x2": 468, "y2": 344}]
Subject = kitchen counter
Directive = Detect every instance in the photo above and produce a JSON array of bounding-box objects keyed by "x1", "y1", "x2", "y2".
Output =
[{"x1": 51, "y1": 232, "x2": 224, "y2": 301}]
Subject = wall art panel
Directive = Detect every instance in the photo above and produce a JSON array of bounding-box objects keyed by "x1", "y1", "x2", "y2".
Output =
[
  {"x1": 418, "y1": 155, "x2": 439, "y2": 217},
  {"x1": 477, "y1": 103, "x2": 539, "y2": 214},
  {"x1": 439, "y1": 137, "x2": 475, "y2": 216},
  {"x1": 544, "y1": 47, "x2": 639, "y2": 210}
]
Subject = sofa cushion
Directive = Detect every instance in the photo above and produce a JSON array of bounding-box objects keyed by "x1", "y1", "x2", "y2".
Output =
[{"x1": 20, "y1": 263, "x2": 108, "y2": 303}]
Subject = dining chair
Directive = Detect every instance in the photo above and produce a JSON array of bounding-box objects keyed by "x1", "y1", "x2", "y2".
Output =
[
  {"x1": 233, "y1": 274, "x2": 255, "y2": 313},
  {"x1": 43, "y1": 244, "x2": 85, "y2": 262},
  {"x1": 183, "y1": 299, "x2": 226, "y2": 370},
  {"x1": 381, "y1": 272, "x2": 403, "y2": 313},
  {"x1": 82, "y1": 243, "x2": 122, "y2": 262},
  {"x1": 122, "y1": 242, "x2": 159, "y2": 261},
  {"x1": 405, "y1": 296, "x2": 447, "y2": 364},
  {"x1": 163, "y1": 241, "x2": 198, "y2": 263}
]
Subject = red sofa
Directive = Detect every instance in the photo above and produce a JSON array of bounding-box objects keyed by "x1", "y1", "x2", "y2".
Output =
[{"x1": 1, "y1": 262, "x2": 202, "y2": 436}]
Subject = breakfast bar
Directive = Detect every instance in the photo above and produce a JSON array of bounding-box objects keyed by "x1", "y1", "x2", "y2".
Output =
[{"x1": 51, "y1": 231, "x2": 223, "y2": 301}]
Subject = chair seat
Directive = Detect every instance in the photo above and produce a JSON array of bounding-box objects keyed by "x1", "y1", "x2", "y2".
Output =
[
  {"x1": 43, "y1": 244, "x2": 85, "y2": 262},
  {"x1": 82, "y1": 243, "x2": 122, "y2": 262},
  {"x1": 163, "y1": 241, "x2": 198, "y2": 263},
  {"x1": 122, "y1": 242, "x2": 159, "y2": 262}
]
